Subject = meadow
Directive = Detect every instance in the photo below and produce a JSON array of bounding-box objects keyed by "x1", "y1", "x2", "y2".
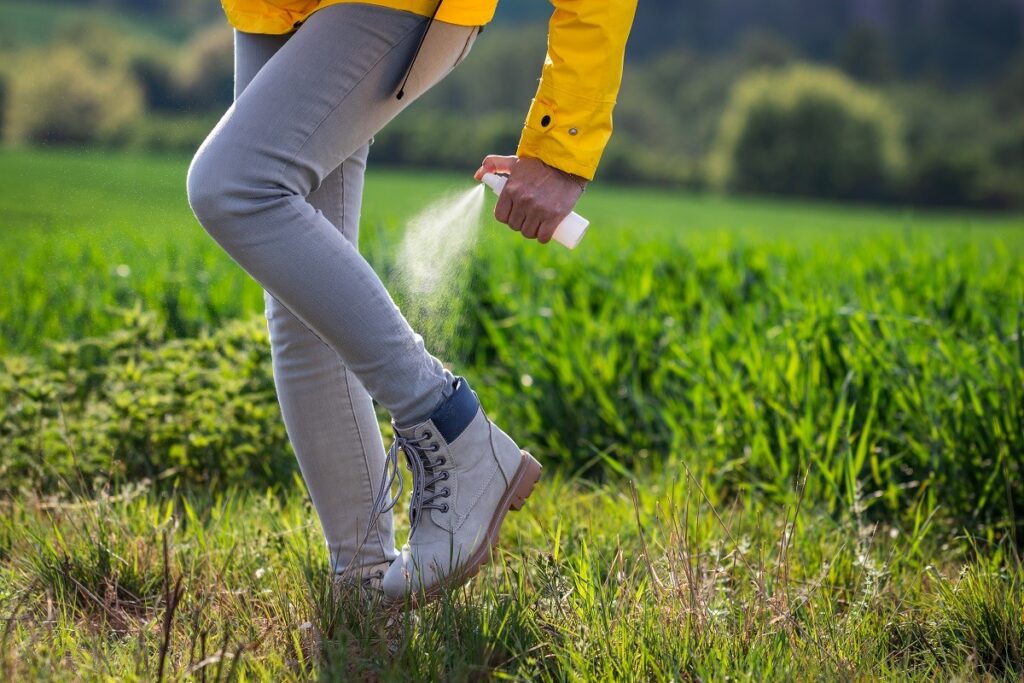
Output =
[{"x1": 1, "y1": 147, "x2": 1023, "y2": 680}]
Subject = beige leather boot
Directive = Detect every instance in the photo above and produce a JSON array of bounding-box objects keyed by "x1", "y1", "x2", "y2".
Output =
[{"x1": 377, "y1": 377, "x2": 541, "y2": 605}]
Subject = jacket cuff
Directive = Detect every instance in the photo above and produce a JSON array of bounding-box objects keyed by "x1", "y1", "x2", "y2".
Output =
[{"x1": 515, "y1": 82, "x2": 614, "y2": 181}]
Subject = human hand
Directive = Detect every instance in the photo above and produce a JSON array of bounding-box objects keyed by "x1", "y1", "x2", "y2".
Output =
[{"x1": 474, "y1": 155, "x2": 587, "y2": 244}]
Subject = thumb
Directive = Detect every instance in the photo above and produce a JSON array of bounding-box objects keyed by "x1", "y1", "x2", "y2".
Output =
[{"x1": 473, "y1": 154, "x2": 518, "y2": 181}]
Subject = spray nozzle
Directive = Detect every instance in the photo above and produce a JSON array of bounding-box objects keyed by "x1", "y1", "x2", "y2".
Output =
[
  {"x1": 478, "y1": 172, "x2": 589, "y2": 250},
  {"x1": 480, "y1": 172, "x2": 509, "y2": 195}
]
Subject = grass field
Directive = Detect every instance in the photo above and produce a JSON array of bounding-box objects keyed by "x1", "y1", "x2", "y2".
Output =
[{"x1": 2, "y1": 147, "x2": 1023, "y2": 680}]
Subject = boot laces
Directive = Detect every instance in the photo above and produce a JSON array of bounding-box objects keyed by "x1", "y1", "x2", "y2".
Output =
[{"x1": 367, "y1": 431, "x2": 450, "y2": 540}]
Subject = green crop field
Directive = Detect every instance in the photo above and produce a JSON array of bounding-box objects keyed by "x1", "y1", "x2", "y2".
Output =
[{"x1": 2, "y1": 147, "x2": 1023, "y2": 680}]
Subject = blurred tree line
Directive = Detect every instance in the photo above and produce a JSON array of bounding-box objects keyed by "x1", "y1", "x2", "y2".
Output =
[
  {"x1": 0, "y1": 0, "x2": 1022, "y2": 208},
  {"x1": 48, "y1": 0, "x2": 221, "y2": 24},
  {"x1": 599, "y1": 0, "x2": 1024, "y2": 85}
]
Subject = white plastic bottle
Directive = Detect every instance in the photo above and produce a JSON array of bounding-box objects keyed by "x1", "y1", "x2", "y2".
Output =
[{"x1": 480, "y1": 172, "x2": 589, "y2": 249}]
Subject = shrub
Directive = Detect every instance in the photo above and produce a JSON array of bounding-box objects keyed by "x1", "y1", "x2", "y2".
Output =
[
  {"x1": 0, "y1": 306, "x2": 293, "y2": 496},
  {"x1": 371, "y1": 110, "x2": 522, "y2": 169},
  {"x1": 4, "y1": 46, "x2": 143, "y2": 146},
  {"x1": 597, "y1": 137, "x2": 698, "y2": 187},
  {"x1": 711, "y1": 64, "x2": 905, "y2": 201},
  {"x1": 905, "y1": 147, "x2": 984, "y2": 207},
  {"x1": 175, "y1": 25, "x2": 233, "y2": 110},
  {"x1": 52, "y1": 17, "x2": 186, "y2": 113},
  {"x1": 130, "y1": 45, "x2": 185, "y2": 112},
  {"x1": 902, "y1": 123, "x2": 1024, "y2": 209}
]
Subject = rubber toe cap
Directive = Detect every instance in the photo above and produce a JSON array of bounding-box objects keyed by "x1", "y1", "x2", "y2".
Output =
[{"x1": 382, "y1": 548, "x2": 413, "y2": 601}]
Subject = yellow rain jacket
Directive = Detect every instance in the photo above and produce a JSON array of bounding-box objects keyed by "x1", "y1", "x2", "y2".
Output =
[{"x1": 220, "y1": 0, "x2": 638, "y2": 179}]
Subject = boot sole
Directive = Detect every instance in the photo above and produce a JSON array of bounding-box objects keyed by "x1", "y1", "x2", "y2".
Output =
[{"x1": 393, "y1": 450, "x2": 542, "y2": 609}]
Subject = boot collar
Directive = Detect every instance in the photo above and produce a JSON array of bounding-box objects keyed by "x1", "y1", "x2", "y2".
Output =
[{"x1": 402, "y1": 376, "x2": 479, "y2": 444}]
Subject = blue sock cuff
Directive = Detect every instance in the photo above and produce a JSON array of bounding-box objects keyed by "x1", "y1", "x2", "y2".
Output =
[{"x1": 430, "y1": 376, "x2": 479, "y2": 443}]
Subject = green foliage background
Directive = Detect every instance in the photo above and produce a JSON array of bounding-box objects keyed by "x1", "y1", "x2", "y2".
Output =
[
  {"x1": 2, "y1": 149, "x2": 1021, "y2": 538},
  {"x1": 711, "y1": 64, "x2": 906, "y2": 200},
  {"x1": 0, "y1": 0, "x2": 1022, "y2": 206}
]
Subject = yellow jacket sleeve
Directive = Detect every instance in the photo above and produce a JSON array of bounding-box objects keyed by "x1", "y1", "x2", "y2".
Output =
[{"x1": 515, "y1": 0, "x2": 639, "y2": 181}]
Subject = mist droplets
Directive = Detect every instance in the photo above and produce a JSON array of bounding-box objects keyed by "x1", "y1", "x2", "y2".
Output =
[{"x1": 393, "y1": 184, "x2": 486, "y2": 358}]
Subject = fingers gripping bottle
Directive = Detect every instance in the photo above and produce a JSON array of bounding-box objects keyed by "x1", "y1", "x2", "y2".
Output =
[{"x1": 480, "y1": 172, "x2": 589, "y2": 249}]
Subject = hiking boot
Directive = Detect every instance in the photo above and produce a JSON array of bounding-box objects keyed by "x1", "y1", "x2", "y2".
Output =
[{"x1": 378, "y1": 377, "x2": 541, "y2": 605}]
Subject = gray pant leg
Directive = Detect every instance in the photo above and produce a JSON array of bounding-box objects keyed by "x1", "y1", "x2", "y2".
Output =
[
  {"x1": 188, "y1": 4, "x2": 477, "y2": 424},
  {"x1": 234, "y1": 30, "x2": 396, "y2": 572}
]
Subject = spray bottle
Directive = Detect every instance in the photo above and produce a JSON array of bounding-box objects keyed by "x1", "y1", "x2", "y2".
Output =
[{"x1": 480, "y1": 172, "x2": 589, "y2": 249}]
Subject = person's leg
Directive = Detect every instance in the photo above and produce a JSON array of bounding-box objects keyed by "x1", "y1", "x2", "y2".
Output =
[
  {"x1": 234, "y1": 29, "x2": 397, "y2": 574},
  {"x1": 187, "y1": 4, "x2": 476, "y2": 426},
  {"x1": 189, "y1": 8, "x2": 541, "y2": 604}
]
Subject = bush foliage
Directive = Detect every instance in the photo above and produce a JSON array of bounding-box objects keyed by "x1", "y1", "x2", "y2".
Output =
[
  {"x1": 3, "y1": 46, "x2": 143, "y2": 145},
  {"x1": 712, "y1": 64, "x2": 905, "y2": 200},
  {"x1": 1, "y1": 10, "x2": 1022, "y2": 206},
  {"x1": 2, "y1": 212, "x2": 1021, "y2": 535},
  {"x1": 1, "y1": 306, "x2": 291, "y2": 495}
]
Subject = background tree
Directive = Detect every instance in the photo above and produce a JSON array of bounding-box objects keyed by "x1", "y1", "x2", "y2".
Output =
[{"x1": 711, "y1": 65, "x2": 905, "y2": 200}]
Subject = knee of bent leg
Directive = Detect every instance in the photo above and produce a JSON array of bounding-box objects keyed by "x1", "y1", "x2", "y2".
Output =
[
  {"x1": 186, "y1": 143, "x2": 243, "y2": 232},
  {"x1": 186, "y1": 146, "x2": 230, "y2": 227},
  {"x1": 187, "y1": 148, "x2": 221, "y2": 226}
]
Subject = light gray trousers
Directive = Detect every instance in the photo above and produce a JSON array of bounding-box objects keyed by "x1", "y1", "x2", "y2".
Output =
[{"x1": 187, "y1": 4, "x2": 479, "y2": 572}]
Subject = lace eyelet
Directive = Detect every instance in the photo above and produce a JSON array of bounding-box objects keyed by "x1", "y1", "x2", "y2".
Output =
[
  {"x1": 429, "y1": 444, "x2": 440, "y2": 452},
  {"x1": 442, "y1": 487, "x2": 450, "y2": 497},
  {"x1": 423, "y1": 430, "x2": 432, "y2": 439},
  {"x1": 440, "y1": 504, "x2": 449, "y2": 513},
  {"x1": 441, "y1": 471, "x2": 449, "y2": 480}
]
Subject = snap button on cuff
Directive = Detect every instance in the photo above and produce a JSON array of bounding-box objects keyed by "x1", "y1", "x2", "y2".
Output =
[{"x1": 568, "y1": 127, "x2": 578, "y2": 135}]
